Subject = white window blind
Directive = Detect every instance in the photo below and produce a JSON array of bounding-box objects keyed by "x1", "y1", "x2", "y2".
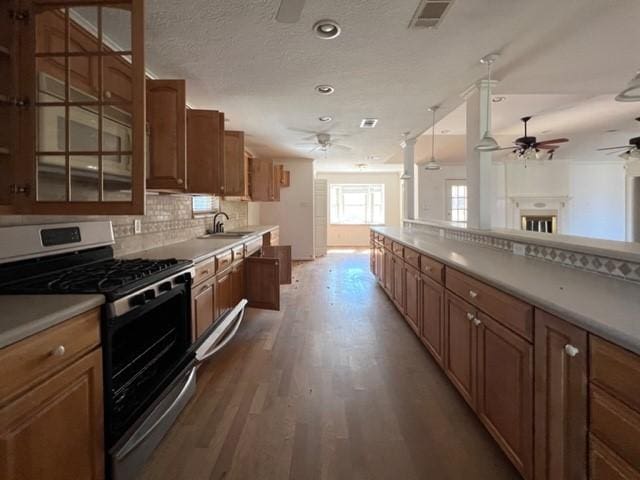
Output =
[
  {"x1": 330, "y1": 184, "x2": 385, "y2": 225},
  {"x1": 192, "y1": 195, "x2": 217, "y2": 215}
]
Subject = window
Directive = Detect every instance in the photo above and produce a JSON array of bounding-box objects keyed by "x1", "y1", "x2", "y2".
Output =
[
  {"x1": 446, "y1": 180, "x2": 467, "y2": 225},
  {"x1": 192, "y1": 195, "x2": 217, "y2": 215},
  {"x1": 330, "y1": 184, "x2": 385, "y2": 225}
]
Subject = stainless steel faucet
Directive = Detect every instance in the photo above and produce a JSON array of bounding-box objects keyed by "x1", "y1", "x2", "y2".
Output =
[{"x1": 212, "y1": 211, "x2": 229, "y2": 233}]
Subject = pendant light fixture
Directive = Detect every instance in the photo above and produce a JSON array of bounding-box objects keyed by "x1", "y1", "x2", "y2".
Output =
[
  {"x1": 400, "y1": 132, "x2": 414, "y2": 179},
  {"x1": 616, "y1": 71, "x2": 640, "y2": 102},
  {"x1": 425, "y1": 106, "x2": 442, "y2": 171},
  {"x1": 475, "y1": 53, "x2": 501, "y2": 152}
]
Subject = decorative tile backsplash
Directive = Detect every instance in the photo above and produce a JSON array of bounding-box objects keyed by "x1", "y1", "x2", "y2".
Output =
[
  {"x1": 405, "y1": 221, "x2": 640, "y2": 284},
  {"x1": 0, "y1": 194, "x2": 249, "y2": 257}
]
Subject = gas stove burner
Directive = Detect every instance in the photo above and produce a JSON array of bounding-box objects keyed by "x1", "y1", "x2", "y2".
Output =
[{"x1": 0, "y1": 257, "x2": 191, "y2": 301}]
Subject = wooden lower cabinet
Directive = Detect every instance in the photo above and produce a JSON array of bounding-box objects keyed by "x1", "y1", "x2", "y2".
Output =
[
  {"x1": 231, "y1": 260, "x2": 245, "y2": 305},
  {"x1": 215, "y1": 268, "x2": 234, "y2": 320},
  {"x1": 534, "y1": 310, "x2": 588, "y2": 480},
  {"x1": 383, "y1": 249, "x2": 393, "y2": 294},
  {"x1": 590, "y1": 434, "x2": 640, "y2": 480},
  {"x1": 476, "y1": 312, "x2": 533, "y2": 479},
  {"x1": 192, "y1": 280, "x2": 215, "y2": 339},
  {"x1": 443, "y1": 292, "x2": 477, "y2": 407},
  {"x1": 392, "y1": 254, "x2": 405, "y2": 310},
  {"x1": 421, "y1": 275, "x2": 444, "y2": 366},
  {"x1": 404, "y1": 265, "x2": 421, "y2": 334},
  {"x1": 245, "y1": 256, "x2": 280, "y2": 310},
  {"x1": 0, "y1": 348, "x2": 104, "y2": 480}
]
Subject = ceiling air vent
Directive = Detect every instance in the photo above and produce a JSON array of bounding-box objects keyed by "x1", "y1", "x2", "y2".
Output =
[
  {"x1": 360, "y1": 118, "x2": 379, "y2": 128},
  {"x1": 409, "y1": 0, "x2": 455, "y2": 29}
]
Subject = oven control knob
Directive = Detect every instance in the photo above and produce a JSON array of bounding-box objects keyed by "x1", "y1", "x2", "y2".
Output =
[
  {"x1": 174, "y1": 273, "x2": 190, "y2": 284},
  {"x1": 158, "y1": 281, "x2": 172, "y2": 292},
  {"x1": 129, "y1": 293, "x2": 146, "y2": 307},
  {"x1": 144, "y1": 289, "x2": 156, "y2": 301}
]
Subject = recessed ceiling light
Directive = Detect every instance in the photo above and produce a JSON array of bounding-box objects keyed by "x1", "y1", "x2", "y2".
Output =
[
  {"x1": 492, "y1": 96, "x2": 506, "y2": 103},
  {"x1": 360, "y1": 118, "x2": 379, "y2": 128},
  {"x1": 318, "y1": 116, "x2": 333, "y2": 122},
  {"x1": 541, "y1": 129, "x2": 552, "y2": 135},
  {"x1": 315, "y1": 85, "x2": 335, "y2": 95},
  {"x1": 367, "y1": 155, "x2": 381, "y2": 161},
  {"x1": 605, "y1": 129, "x2": 619, "y2": 133},
  {"x1": 313, "y1": 20, "x2": 341, "y2": 39},
  {"x1": 441, "y1": 129, "x2": 451, "y2": 134},
  {"x1": 355, "y1": 163, "x2": 368, "y2": 171}
]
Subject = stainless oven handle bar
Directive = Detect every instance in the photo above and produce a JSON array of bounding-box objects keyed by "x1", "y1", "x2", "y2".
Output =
[
  {"x1": 114, "y1": 366, "x2": 196, "y2": 461},
  {"x1": 196, "y1": 299, "x2": 248, "y2": 363}
]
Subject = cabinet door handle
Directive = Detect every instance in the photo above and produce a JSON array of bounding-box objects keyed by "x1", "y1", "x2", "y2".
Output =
[
  {"x1": 424, "y1": 266, "x2": 432, "y2": 272},
  {"x1": 177, "y1": 178, "x2": 184, "y2": 185},
  {"x1": 51, "y1": 345, "x2": 66, "y2": 357},
  {"x1": 473, "y1": 318, "x2": 482, "y2": 327},
  {"x1": 466, "y1": 312, "x2": 475, "y2": 321},
  {"x1": 564, "y1": 344, "x2": 579, "y2": 357},
  {"x1": 469, "y1": 290, "x2": 478, "y2": 299}
]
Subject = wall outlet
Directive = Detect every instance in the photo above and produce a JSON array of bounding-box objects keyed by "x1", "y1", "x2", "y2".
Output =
[
  {"x1": 439, "y1": 228, "x2": 445, "y2": 238},
  {"x1": 134, "y1": 219, "x2": 142, "y2": 235},
  {"x1": 512, "y1": 242, "x2": 526, "y2": 256}
]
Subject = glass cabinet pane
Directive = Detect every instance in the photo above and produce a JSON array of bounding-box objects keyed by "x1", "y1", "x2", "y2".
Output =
[
  {"x1": 103, "y1": 55, "x2": 133, "y2": 103},
  {"x1": 103, "y1": 154, "x2": 132, "y2": 201},
  {"x1": 37, "y1": 155, "x2": 66, "y2": 201},
  {"x1": 102, "y1": 6, "x2": 132, "y2": 52},
  {"x1": 68, "y1": 55, "x2": 100, "y2": 102},
  {"x1": 69, "y1": 105, "x2": 99, "y2": 151},
  {"x1": 37, "y1": 106, "x2": 66, "y2": 152},
  {"x1": 68, "y1": 6, "x2": 99, "y2": 53},
  {"x1": 70, "y1": 155, "x2": 99, "y2": 201},
  {"x1": 35, "y1": 8, "x2": 66, "y2": 55}
]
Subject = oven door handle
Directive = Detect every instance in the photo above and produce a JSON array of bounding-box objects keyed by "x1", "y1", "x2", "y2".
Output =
[
  {"x1": 114, "y1": 366, "x2": 196, "y2": 461},
  {"x1": 196, "y1": 299, "x2": 248, "y2": 363}
]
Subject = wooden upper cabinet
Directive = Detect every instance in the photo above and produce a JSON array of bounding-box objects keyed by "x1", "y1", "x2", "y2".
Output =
[
  {"x1": 146, "y1": 79, "x2": 187, "y2": 191},
  {"x1": 534, "y1": 310, "x2": 588, "y2": 480},
  {"x1": 223, "y1": 130, "x2": 247, "y2": 197},
  {"x1": 249, "y1": 157, "x2": 274, "y2": 201},
  {"x1": 5, "y1": 0, "x2": 146, "y2": 215},
  {"x1": 272, "y1": 164, "x2": 281, "y2": 201},
  {"x1": 187, "y1": 109, "x2": 224, "y2": 195}
]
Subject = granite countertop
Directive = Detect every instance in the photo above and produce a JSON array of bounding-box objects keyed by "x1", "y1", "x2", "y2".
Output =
[
  {"x1": 373, "y1": 226, "x2": 640, "y2": 355},
  {"x1": 0, "y1": 294, "x2": 105, "y2": 349},
  {"x1": 127, "y1": 225, "x2": 278, "y2": 263}
]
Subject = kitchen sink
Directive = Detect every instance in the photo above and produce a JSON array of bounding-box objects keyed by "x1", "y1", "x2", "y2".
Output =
[{"x1": 198, "y1": 231, "x2": 255, "y2": 239}]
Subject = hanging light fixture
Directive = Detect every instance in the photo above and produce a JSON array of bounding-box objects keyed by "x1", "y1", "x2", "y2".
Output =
[
  {"x1": 616, "y1": 71, "x2": 640, "y2": 102},
  {"x1": 475, "y1": 54, "x2": 501, "y2": 152},
  {"x1": 400, "y1": 132, "x2": 414, "y2": 179},
  {"x1": 425, "y1": 106, "x2": 442, "y2": 171}
]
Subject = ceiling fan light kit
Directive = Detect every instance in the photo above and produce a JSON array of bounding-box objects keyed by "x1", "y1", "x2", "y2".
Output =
[
  {"x1": 615, "y1": 71, "x2": 640, "y2": 102},
  {"x1": 474, "y1": 54, "x2": 501, "y2": 152}
]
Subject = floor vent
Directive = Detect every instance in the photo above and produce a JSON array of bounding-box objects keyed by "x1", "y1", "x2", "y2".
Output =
[
  {"x1": 360, "y1": 118, "x2": 379, "y2": 128},
  {"x1": 409, "y1": 0, "x2": 455, "y2": 29}
]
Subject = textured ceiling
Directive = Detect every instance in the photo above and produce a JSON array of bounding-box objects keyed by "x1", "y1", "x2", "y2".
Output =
[{"x1": 143, "y1": 0, "x2": 640, "y2": 171}]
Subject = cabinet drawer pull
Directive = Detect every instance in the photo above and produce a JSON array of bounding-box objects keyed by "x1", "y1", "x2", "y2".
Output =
[
  {"x1": 51, "y1": 345, "x2": 66, "y2": 357},
  {"x1": 472, "y1": 318, "x2": 482, "y2": 327},
  {"x1": 466, "y1": 312, "x2": 475, "y2": 321},
  {"x1": 469, "y1": 290, "x2": 478, "y2": 299},
  {"x1": 177, "y1": 178, "x2": 184, "y2": 185},
  {"x1": 564, "y1": 344, "x2": 579, "y2": 357}
]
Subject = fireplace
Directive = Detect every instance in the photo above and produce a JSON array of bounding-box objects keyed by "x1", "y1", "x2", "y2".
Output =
[{"x1": 521, "y1": 214, "x2": 557, "y2": 233}]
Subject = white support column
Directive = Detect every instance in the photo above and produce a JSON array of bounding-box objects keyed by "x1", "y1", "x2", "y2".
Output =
[
  {"x1": 465, "y1": 79, "x2": 496, "y2": 229},
  {"x1": 401, "y1": 136, "x2": 417, "y2": 220}
]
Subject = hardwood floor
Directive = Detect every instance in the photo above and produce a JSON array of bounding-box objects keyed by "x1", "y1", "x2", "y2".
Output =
[{"x1": 139, "y1": 249, "x2": 520, "y2": 480}]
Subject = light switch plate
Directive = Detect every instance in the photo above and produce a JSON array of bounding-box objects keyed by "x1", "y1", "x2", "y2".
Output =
[
  {"x1": 512, "y1": 242, "x2": 526, "y2": 256},
  {"x1": 134, "y1": 219, "x2": 142, "y2": 234}
]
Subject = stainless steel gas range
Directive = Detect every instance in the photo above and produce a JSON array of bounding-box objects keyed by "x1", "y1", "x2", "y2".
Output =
[{"x1": 0, "y1": 221, "x2": 247, "y2": 480}]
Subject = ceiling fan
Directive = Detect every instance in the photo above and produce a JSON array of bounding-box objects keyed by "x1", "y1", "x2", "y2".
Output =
[
  {"x1": 597, "y1": 117, "x2": 640, "y2": 160},
  {"x1": 296, "y1": 133, "x2": 351, "y2": 153},
  {"x1": 275, "y1": 0, "x2": 305, "y2": 23},
  {"x1": 501, "y1": 116, "x2": 569, "y2": 161}
]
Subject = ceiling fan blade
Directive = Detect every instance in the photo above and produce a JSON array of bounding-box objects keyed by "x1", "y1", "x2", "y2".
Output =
[
  {"x1": 275, "y1": 0, "x2": 305, "y2": 23},
  {"x1": 597, "y1": 146, "x2": 631, "y2": 151},
  {"x1": 295, "y1": 142, "x2": 318, "y2": 147},
  {"x1": 331, "y1": 144, "x2": 352, "y2": 151},
  {"x1": 538, "y1": 145, "x2": 561, "y2": 150},
  {"x1": 537, "y1": 138, "x2": 569, "y2": 145}
]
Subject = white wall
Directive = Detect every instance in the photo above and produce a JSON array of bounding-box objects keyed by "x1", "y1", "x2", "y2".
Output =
[
  {"x1": 567, "y1": 161, "x2": 626, "y2": 241},
  {"x1": 417, "y1": 164, "x2": 467, "y2": 221},
  {"x1": 316, "y1": 171, "x2": 401, "y2": 247},
  {"x1": 257, "y1": 159, "x2": 315, "y2": 260}
]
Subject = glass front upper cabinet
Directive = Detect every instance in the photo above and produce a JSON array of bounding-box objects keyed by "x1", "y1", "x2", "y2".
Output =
[{"x1": 8, "y1": 0, "x2": 145, "y2": 214}]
